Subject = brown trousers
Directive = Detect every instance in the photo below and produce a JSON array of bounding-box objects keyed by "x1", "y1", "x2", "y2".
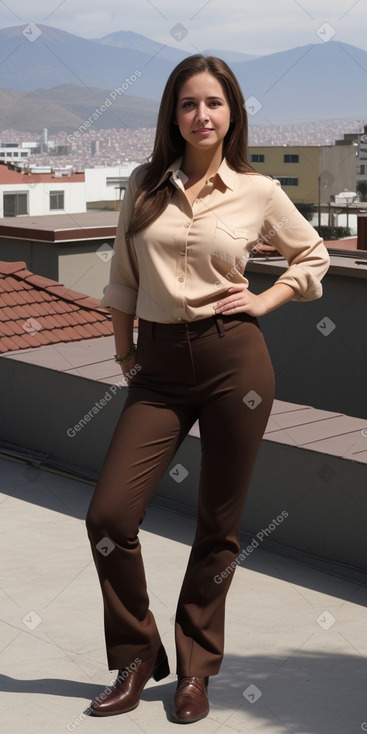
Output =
[{"x1": 86, "y1": 313, "x2": 275, "y2": 676}]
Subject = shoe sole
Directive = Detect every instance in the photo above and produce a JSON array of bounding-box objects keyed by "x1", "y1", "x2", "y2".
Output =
[
  {"x1": 171, "y1": 707, "x2": 210, "y2": 724},
  {"x1": 88, "y1": 652, "x2": 170, "y2": 717},
  {"x1": 88, "y1": 699, "x2": 140, "y2": 717}
]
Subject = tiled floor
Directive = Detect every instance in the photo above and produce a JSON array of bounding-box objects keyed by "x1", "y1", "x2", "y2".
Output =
[{"x1": 1, "y1": 455, "x2": 367, "y2": 734}]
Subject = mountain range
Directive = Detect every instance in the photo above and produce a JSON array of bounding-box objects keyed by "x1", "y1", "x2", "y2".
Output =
[
  {"x1": 0, "y1": 85, "x2": 159, "y2": 133},
  {"x1": 94, "y1": 30, "x2": 258, "y2": 64},
  {"x1": 0, "y1": 24, "x2": 366, "y2": 131}
]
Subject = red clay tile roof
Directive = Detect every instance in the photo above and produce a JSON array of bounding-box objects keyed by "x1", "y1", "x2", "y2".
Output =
[
  {"x1": 0, "y1": 162, "x2": 84, "y2": 184},
  {"x1": 0, "y1": 261, "x2": 114, "y2": 353}
]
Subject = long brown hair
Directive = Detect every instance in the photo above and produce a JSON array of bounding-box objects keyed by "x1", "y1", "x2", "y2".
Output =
[{"x1": 126, "y1": 55, "x2": 255, "y2": 237}]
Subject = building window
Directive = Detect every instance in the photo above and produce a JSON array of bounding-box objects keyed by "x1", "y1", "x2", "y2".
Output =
[
  {"x1": 3, "y1": 192, "x2": 28, "y2": 217},
  {"x1": 276, "y1": 177, "x2": 299, "y2": 186},
  {"x1": 251, "y1": 154, "x2": 265, "y2": 163},
  {"x1": 284, "y1": 154, "x2": 299, "y2": 163},
  {"x1": 50, "y1": 191, "x2": 65, "y2": 210},
  {"x1": 360, "y1": 165, "x2": 365, "y2": 175}
]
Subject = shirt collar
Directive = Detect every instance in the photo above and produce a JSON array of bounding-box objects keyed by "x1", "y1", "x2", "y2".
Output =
[{"x1": 151, "y1": 155, "x2": 238, "y2": 192}]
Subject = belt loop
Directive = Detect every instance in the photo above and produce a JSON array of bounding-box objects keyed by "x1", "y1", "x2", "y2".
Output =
[
  {"x1": 215, "y1": 314, "x2": 225, "y2": 337},
  {"x1": 151, "y1": 321, "x2": 156, "y2": 342}
]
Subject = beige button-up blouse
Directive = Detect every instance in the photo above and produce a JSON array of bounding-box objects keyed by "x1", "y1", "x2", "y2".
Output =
[{"x1": 100, "y1": 156, "x2": 330, "y2": 323}]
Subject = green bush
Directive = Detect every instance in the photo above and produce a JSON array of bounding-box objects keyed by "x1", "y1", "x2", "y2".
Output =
[{"x1": 314, "y1": 226, "x2": 351, "y2": 240}]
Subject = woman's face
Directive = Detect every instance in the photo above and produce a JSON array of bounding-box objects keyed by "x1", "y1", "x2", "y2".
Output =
[{"x1": 175, "y1": 72, "x2": 232, "y2": 154}]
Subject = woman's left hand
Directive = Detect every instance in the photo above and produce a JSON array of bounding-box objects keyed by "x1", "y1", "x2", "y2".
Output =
[
  {"x1": 214, "y1": 284, "x2": 269, "y2": 318},
  {"x1": 214, "y1": 282, "x2": 296, "y2": 317}
]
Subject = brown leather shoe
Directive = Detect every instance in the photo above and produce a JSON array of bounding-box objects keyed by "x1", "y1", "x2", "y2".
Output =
[
  {"x1": 89, "y1": 644, "x2": 169, "y2": 716},
  {"x1": 172, "y1": 675, "x2": 209, "y2": 723}
]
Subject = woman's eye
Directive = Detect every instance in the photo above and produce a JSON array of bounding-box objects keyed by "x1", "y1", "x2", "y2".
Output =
[{"x1": 181, "y1": 101, "x2": 222, "y2": 109}]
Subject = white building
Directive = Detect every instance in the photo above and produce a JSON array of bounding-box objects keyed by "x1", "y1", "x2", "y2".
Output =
[
  {"x1": 0, "y1": 163, "x2": 86, "y2": 217},
  {"x1": 335, "y1": 125, "x2": 367, "y2": 184},
  {"x1": 84, "y1": 162, "x2": 140, "y2": 204},
  {"x1": 0, "y1": 141, "x2": 39, "y2": 162},
  {"x1": 0, "y1": 160, "x2": 143, "y2": 218}
]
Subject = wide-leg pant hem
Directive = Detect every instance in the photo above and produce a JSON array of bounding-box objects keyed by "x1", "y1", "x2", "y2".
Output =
[{"x1": 107, "y1": 637, "x2": 163, "y2": 672}]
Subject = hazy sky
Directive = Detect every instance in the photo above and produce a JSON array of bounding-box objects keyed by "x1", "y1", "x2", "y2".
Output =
[{"x1": 0, "y1": 0, "x2": 365, "y2": 54}]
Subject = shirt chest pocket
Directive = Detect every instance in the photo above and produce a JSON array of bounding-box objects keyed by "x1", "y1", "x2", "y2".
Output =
[{"x1": 211, "y1": 222, "x2": 249, "y2": 267}]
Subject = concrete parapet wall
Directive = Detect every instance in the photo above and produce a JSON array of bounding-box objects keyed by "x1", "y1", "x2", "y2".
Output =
[{"x1": 1, "y1": 356, "x2": 366, "y2": 574}]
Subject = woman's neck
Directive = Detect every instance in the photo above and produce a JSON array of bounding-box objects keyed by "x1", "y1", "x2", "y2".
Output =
[{"x1": 181, "y1": 144, "x2": 223, "y2": 182}]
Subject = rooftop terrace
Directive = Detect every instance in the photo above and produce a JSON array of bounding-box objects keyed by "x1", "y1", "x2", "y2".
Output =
[
  {"x1": 1, "y1": 231, "x2": 367, "y2": 733},
  {"x1": 1, "y1": 455, "x2": 367, "y2": 734}
]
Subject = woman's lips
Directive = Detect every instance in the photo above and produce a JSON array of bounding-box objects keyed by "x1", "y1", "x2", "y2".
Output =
[{"x1": 193, "y1": 128, "x2": 213, "y2": 135}]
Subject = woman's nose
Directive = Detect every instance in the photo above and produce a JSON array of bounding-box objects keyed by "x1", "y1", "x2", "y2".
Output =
[{"x1": 196, "y1": 103, "x2": 209, "y2": 122}]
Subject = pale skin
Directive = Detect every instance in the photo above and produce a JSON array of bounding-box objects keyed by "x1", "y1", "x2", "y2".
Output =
[{"x1": 113, "y1": 71, "x2": 295, "y2": 379}]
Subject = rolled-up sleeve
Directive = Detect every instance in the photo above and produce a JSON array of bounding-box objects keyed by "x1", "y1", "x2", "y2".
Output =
[
  {"x1": 261, "y1": 179, "x2": 330, "y2": 301},
  {"x1": 100, "y1": 167, "x2": 141, "y2": 313}
]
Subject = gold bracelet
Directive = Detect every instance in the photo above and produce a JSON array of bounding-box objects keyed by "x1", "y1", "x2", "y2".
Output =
[{"x1": 114, "y1": 345, "x2": 136, "y2": 364}]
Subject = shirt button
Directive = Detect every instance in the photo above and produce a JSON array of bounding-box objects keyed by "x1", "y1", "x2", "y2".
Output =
[
  {"x1": 178, "y1": 277, "x2": 184, "y2": 282},
  {"x1": 177, "y1": 317, "x2": 183, "y2": 321},
  {"x1": 184, "y1": 221, "x2": 190, "y2": 228},
  {"x1": 180, "y1": 251, "x2": 185, "y2": 255}
]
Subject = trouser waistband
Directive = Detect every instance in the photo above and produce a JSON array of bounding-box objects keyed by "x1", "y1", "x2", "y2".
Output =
[{"x1": 138, "y1": 312, "x2": 257, "y2": 342}]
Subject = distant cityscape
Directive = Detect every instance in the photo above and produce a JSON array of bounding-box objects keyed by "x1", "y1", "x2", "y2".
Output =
[{"x1": 0, "y1": 118, "x2": 366, "y2": 172}]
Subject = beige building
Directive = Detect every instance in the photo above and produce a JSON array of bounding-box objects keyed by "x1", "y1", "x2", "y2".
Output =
[{"x1": 248, "y1": 145, "x2": 356, "y2": 206}]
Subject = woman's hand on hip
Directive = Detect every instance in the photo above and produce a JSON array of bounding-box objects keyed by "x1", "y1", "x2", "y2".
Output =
[
  {"x1": 214, "y1": 282, "x2": 296, "y2": 317},
  {"x1": 214, "y1": 285, "x2": 268, "y2": 317}
]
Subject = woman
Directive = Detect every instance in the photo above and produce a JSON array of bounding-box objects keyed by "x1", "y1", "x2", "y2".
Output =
[{"x1": 86, "y1": 54, "x2": 329, "y2": 724}]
